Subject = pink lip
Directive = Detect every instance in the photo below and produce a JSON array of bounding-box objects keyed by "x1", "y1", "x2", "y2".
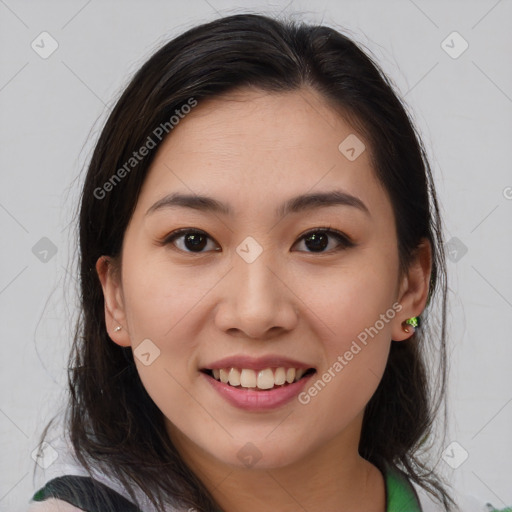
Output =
[
  {"x1": 202, "y1": 355, "x2": 314, "y2": 372},
  {"x1": 201, "y1": 370, "x2": 315, "y2": 411}
]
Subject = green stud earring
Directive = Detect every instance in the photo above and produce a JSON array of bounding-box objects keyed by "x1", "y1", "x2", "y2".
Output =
[{"x1": 405, "y1": 316, "x2": 420, "y2": 329}]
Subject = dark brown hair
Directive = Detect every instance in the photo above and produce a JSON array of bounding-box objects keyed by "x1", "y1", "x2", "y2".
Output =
[{"x1": 36, "y1": 12, "x2": 453, "y2": 511}]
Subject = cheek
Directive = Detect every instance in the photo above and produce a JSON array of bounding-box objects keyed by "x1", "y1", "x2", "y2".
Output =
[
  {"x1": 304, "y1": 259, "x2": 398, "y2": 351},
  {"x1": 119, "y1": 254, "x2": 207, "y2": 401},
  {"x1": 296, "y1": 259, "x2": 396, "y2": 415},
  {"x1": 133, "y1": 355, "x2": 213, "y2": 451},
  {"x1": 121, "y1": 250, "x2": 217, "y2": 342}
]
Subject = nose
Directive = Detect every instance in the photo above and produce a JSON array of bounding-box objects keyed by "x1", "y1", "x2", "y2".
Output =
[{"x1": 214, "y1": 249, "x2": 299, "y2": 340}]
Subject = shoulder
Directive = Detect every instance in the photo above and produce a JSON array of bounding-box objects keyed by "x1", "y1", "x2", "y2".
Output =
[
  {"x1": 28, "y1": 474, "x2": 145, "y2": 512},
  {"x1": 412, "y1": 480, "x2": 511, "y2": 512},
  {"x1": 29, "y1": 434, "x2": 147, "y2": 511},
  {"x1": 26, "y1": 498, "x2": 85, "y2": 511}
]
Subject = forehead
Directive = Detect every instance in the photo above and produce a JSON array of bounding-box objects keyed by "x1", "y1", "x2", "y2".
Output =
[
  {"x1": 133, "y1": 87, "x2": 392, "y2": 225},
  {"x1": 159, "y1": 87, "x2": 365, "y2": 159}
]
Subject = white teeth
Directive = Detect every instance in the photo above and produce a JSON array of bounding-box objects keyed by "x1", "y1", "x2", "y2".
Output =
[
  {"x1": 228, "y1": 367, "x2": 241, "y2": 386},
  {"x1": 219, "y1": 368, "x2": 229, "y2": 384},
  {"x1": 240, "y1": 369, "x2": 257, "y2": 388},
  {"x1": 274, "y1": 367, "x2": 286, "y2": 385},
  {"x1": 210, "y1": 366, "x2": 311, "y2": 389},
  {"x1": 257, "y1": 368, "x2": 275, "y2": 390}
]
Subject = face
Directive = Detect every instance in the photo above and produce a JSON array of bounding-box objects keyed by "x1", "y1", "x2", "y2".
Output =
[{"x1": 97, "y1": 87, "x2": 425, "y2": 474}]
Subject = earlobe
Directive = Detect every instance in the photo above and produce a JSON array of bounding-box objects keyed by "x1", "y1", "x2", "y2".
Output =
[
  {"x1": 392, "y1": 238, "x2": 432, "y2": 342},
  {"x1": 392, "y1": 316, "x2": 418, "y2": 342},
  {"x1": 95, "y1": 255, "x2": 131, "y2": 347}
]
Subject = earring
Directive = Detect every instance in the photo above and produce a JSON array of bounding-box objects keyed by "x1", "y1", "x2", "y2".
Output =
[
  {"x1": 402, "y1": 316, "x2": 420, "y2": 333},
  {"x1": 114, "y1": 326, "x2": 122, "y2": 332},
  {"x1": 405, "y1": 316, "x2": 420, "y2": 329}
]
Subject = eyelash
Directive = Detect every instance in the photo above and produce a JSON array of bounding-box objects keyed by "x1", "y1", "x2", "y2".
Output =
[{"x1": 160, "y1": 227, "x2": 355, "y2": 254}]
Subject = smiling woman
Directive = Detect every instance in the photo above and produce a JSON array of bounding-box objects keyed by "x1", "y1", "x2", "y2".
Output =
[{"x1": 25, "y1": 12, "x2": 507, "y2": 512}]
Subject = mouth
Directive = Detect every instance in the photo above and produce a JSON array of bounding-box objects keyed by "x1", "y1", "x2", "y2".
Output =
[{"x1": 200, "y1": 367, "x2": 317, "y2": 391}]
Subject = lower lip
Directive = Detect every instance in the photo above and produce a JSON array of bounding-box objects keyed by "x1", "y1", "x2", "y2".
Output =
[{"x1": 201, "y1": 371, "x2": 315, "y2": 411}]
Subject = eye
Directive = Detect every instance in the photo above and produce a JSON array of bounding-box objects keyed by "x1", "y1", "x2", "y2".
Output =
[
  {"x1": 293, "y1": 227, "x2": 355, "y2": 253},
  {"x1": 162, "y1": 228, "x2": 220, "y2": 253},
  {"x1": 161, "y1": 227, "x2": 354, "y2": 254}
]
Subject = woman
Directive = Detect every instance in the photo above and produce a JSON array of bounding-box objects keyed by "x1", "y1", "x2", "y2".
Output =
[{"x1": 27, "y1": 12, "x2": 509, "y2": 512}]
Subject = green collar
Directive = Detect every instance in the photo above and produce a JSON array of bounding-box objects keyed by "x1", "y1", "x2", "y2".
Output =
[
  {"x1": 214, "y1": 464, "x2": 422, "y2": 512},
  {"x1": 385, "y1": 463, "x2": 422, "y2": 511}
]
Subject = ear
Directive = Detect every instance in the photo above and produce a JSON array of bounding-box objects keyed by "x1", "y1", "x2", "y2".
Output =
[
  {"x1": 95, "y1": 255, "x2": 131, "y2": 347},
  {"x1": 392, "y1": 238, "x2": 432, "y2": 341}
]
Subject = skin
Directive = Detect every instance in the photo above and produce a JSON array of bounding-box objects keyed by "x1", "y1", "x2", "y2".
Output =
[{"x1": 96, "y1": 86, "x2": 431, "y2": 512}]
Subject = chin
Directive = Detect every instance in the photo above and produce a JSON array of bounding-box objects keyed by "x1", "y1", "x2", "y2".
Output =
[{"x1": 207, "y1": 438, "x2": 310, "y2": 471}]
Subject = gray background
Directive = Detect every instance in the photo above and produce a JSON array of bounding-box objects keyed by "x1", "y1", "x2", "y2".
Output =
[{"x1": 1, "y1": 0, "x2": 511, "y2": 510}]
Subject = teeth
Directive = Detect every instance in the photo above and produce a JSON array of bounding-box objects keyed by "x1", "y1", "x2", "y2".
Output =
[
  {"x1": 209, "y1": 366, "x2": 310, "y2": 389},
  {"x1": 274, "y1": 367, "x2": 286, "y2": 385},
  {"x1": 257, "y1": 369, "x2": 275, "y2": 390},
  {"x1": 228, "y1": 367, "x2": 241, "y2": 386},
  {"x1": 240, "y1": 369, "x2": 257, "y2": 388},
  {"x1": 285, "y1": 368, "x2": 296, "y2": 383},
  {"x1": 295, "y1": 368, "x2": 305, "y2": 380}
]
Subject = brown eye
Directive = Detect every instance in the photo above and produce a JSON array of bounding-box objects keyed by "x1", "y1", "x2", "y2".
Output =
[
  {"x1": 163, "y1": 229, "x2": 219, "y2": 253},
  {"x1": 294, "y1": 228, "x2": 354, "y2": 253},
  {"x1": 162, "y1": 227, "x2": 354, "y2": 255}
]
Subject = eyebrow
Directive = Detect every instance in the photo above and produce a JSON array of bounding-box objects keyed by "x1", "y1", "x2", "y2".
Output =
[{"x1": 145, "y1": 190, "x2": 370, "y2": 219}]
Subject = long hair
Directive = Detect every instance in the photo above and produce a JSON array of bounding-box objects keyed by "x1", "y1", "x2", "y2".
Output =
[{"x1": 36, "y1": 13, "x2": 453, "y2": 511}]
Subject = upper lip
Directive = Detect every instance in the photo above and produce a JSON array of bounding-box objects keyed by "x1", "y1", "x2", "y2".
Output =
[{"x1": 202, "y1": 355, "x2": 315, "y2": 372}]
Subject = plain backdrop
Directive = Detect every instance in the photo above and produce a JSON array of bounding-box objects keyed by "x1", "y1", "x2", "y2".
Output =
[{"x1": 1, "y1": 0, "x2": 511, "y2": 510}]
